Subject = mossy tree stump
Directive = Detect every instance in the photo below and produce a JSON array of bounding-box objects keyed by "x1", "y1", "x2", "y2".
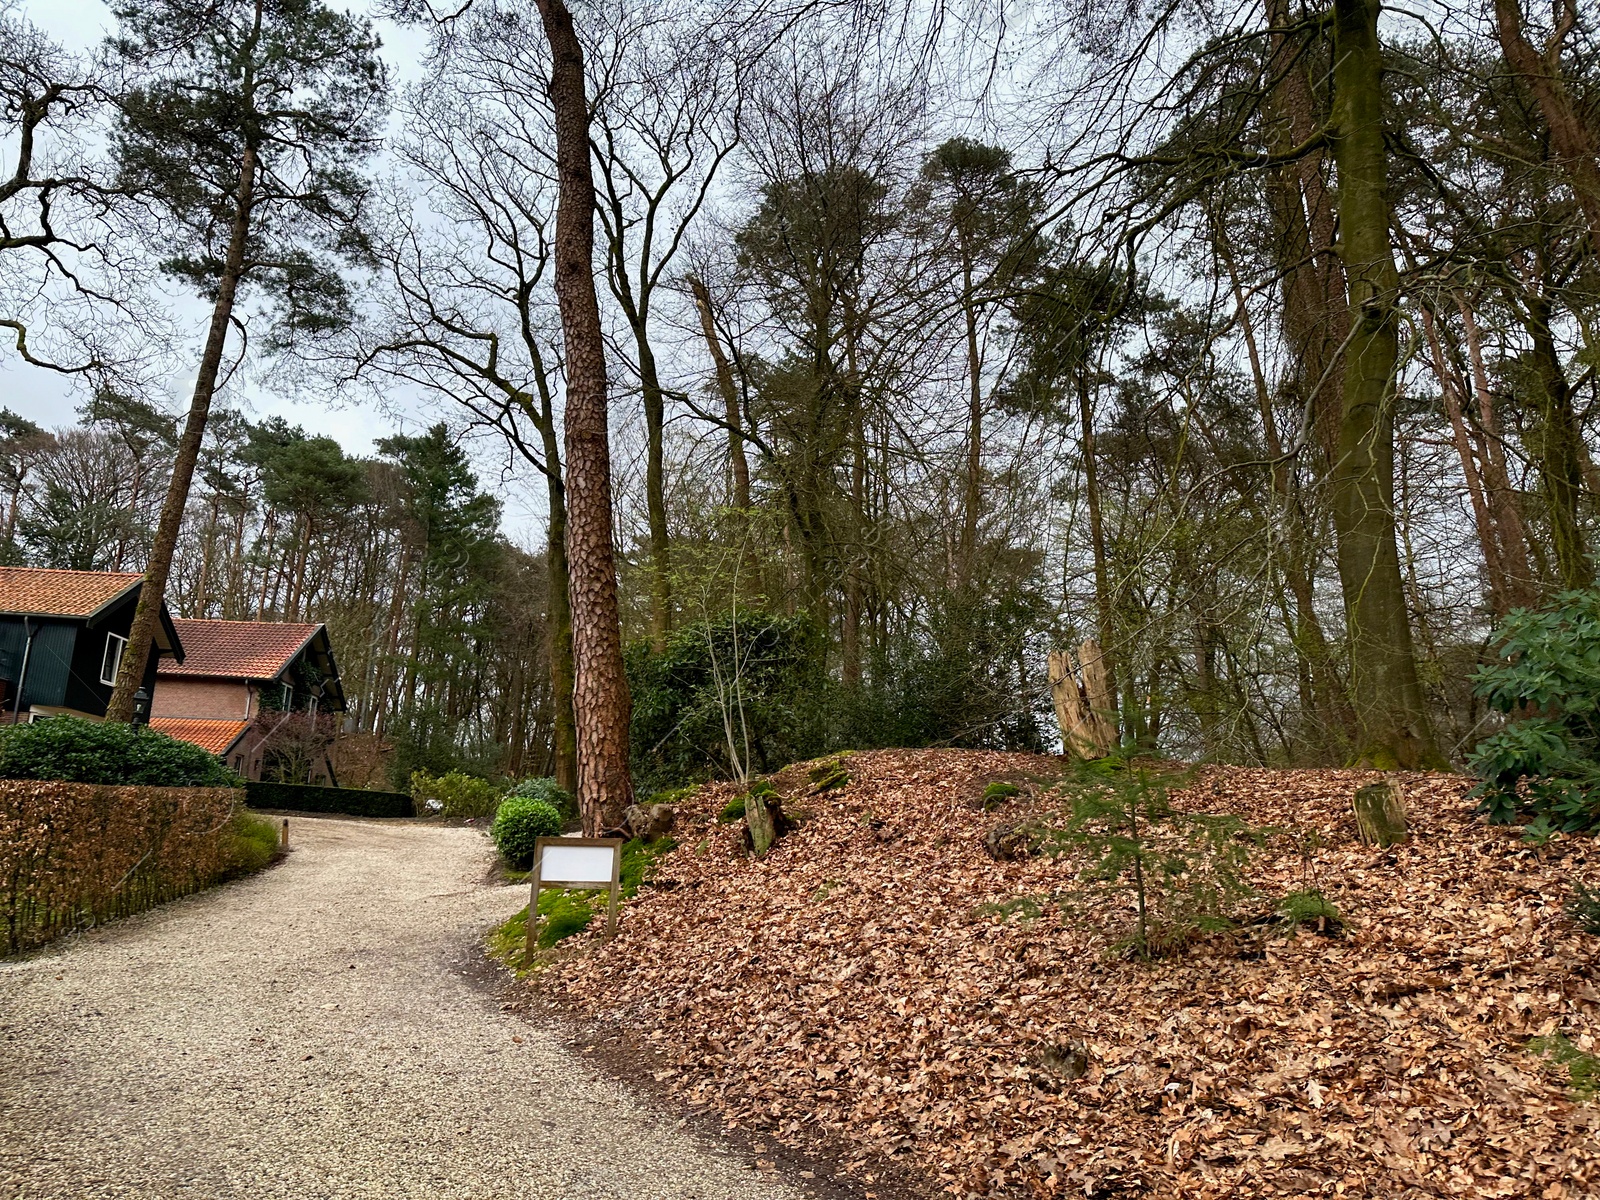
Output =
[{"x1": 1353, "y1": 780, "x2": 1408, "y2": 847}]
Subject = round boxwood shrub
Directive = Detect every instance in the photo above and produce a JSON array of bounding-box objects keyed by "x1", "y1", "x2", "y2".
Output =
[
  {"x1": 492, "y1": 796, "x2": 563, "y2": 867},
  {"x1": 0, "y1": 716, "x2": 241, "y2": 787}
]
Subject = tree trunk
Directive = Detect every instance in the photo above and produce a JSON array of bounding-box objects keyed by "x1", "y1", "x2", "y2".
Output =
[
  {"x1": 690, "y1": 276, "x2": 750, "y2": 510},
  {"x1": 1423, "y1": 307, "x2": 1512, "y2": 614},
  {"x1": 1522, "y1": 284, "x2": 1592, "y2": 589},
  {"x1": 1075, "y1": 368, "x2": 1120, "y2": 735},
  {"x1": 1457, "y1": 296, "x2": 1536, "y2": 605},
  {"x1": 1265, "y1": 0, "x2": 1349, "y2": 466},
  {"x1": 1218, "y1": 223, "x2": 1352, "y2": 759},
  {"x1": 544, "y1": 472, "x2": 579, "y2": 796},
  {"x1": 638, "y1": 335, "x2": 672, "y2": 649},
  {"x1": 1494, "y1": 0, "x2": 1600, "y2": 244},
  {"x1": 536, "y1": 0, "x2": 633, "y2": 835},
  {"x1": 107, "y1": 143, "x2": 257, "y2": 722},
  {"x1": 958, "y1": 254, "x2": 982, "y2": 585},
  {"x1": 1326, "y1": 0, "x2": 1444, "y2": 770}
]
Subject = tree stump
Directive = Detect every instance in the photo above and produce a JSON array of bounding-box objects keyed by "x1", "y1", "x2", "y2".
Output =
[
  {"x1": 1048, "y1": 643, "x2": 1116, "y2": 759},
  {"x1": 1353, "y1": 780, "x2": 1408, "y2": 847},
  {"x1": 984, "y1": 820, "x2": 1046, "y2": 861},
  {"x1": 746, "y1": 791, "x2": 778, "y2": 858},
  {"x1": 623, "y1": 803, "x2": 676, "y2": 840}
]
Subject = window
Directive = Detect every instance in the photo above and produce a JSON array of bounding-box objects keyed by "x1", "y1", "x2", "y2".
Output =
[{"x1": 101, "y1": 633, "x2": 127, "y2": 687}]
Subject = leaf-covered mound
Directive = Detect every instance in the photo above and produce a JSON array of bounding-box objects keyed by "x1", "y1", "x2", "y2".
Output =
[{"x1": 536, "y1": 749, "x2": 1600, "y2": 1199}]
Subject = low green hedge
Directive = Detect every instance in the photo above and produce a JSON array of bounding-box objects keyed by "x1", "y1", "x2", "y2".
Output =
[{"x1": 245, "y1": 781, "x2": 414, "y2": 818}]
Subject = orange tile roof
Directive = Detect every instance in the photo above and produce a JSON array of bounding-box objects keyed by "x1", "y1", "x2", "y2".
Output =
[
  {"x1": 0, "y1": 567, "x2": 142, "y2": 617},
  {"x1": 160, "y1": 619, "x2": 322, "y2": 680},
  {"x1": 149, "y1": 717, "x2": 250, "y2": 756}
]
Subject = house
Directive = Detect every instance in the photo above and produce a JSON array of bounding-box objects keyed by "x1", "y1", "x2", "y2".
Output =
[
  {"x1": 0, "y1": 567, "x2": 184, "y2": 723},
  {"x1": 150, "y1": 619, "x2": 347, "y2": 782}
]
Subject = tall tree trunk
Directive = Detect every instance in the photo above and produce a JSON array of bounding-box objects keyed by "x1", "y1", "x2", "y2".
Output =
[
  {"x1": 544, "y1": 473, "x2": 579, "y2": 797},
  {"x1": 1457, "y1": 296, "x2": 1536, "y2": 604},
  {"x1": 638, "y1": 336, "x2": 672, "y2": 649},
  {"x1": 1218, "y1": 226, "x2": 1351, "y2": 758},
  {"x1": 1494, "y1": 0, "x2": 1600, "y2": 244},
  {"x1": 1521, "y1": 283, "x2": 1592, "y2": 588},
  {"x1": 1265, "y1": 0, "x2": 1349, "y2": 466},
  {"x1": 536, "y1": 0, "x2": 633, "y2": 835},
  {"x1": 107, "y1": 143, "x2": 257, "y2": 722},
  {"x1": 1422, "y1": 306, "x2": 1514, "y2": 614},
  {"x1": 958, "y1": 254, "x2": 982, "y2": 585},
  {"x1": 1075, "y1": 367, "x2": 1120, "y2": 737},
  {"x1": 1326, "y1": 0, "x2": 1444, "y2": 769},
  {"x1": 690, "y1": 276, "x2": 751, "y2": 510}
]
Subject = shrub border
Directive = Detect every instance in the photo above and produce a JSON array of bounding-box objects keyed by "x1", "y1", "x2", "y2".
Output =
[{"x1": 245, "y1": 781, "x2": 414, "y2": 818}]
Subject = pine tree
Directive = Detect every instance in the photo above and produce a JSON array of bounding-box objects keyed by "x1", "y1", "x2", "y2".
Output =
[{"x1": 105, "y1": 0, "x2": 385, "y2": 721}]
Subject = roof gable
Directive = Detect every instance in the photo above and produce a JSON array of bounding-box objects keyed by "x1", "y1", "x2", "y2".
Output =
[
  {"x1": 160, "y1": 619, "x2": 323, "y2": 680},
  {"x1": 0, "y1": 567, "x2": 142, "y2": 619}
]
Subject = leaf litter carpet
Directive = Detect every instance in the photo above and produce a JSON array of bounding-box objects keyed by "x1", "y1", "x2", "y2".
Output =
[{"x1": 537, "y1": 750, "x2": 1599, "y2": 1198}]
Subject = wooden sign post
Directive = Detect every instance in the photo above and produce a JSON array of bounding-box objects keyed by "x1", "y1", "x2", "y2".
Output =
[{"x1": 522, "y1": 837, "x2": 623, "y2": 967}]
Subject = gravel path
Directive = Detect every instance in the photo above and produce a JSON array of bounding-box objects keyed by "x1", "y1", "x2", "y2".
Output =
[{"x1": 0, "y1": 817, "x2": 803, "y2": 1200}]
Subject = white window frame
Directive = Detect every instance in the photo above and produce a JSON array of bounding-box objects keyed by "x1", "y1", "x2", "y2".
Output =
[{"x1": 101, "y1": 633, "x2": 127, "y2": 687}]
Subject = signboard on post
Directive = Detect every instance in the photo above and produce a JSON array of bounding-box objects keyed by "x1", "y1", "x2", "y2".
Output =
[{"x1": 523, "y1": 837, "x2": 622, "y2": 966}]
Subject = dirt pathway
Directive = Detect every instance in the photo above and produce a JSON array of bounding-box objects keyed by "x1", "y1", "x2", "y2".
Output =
[{"x1": 0, "y1": 817, "x2": 802, "y2": 1200}]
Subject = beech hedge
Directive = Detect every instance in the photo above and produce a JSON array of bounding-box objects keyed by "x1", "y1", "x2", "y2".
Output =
[
  {"x1": 245, "y1": 781, "x2": 414, "y2": 818},
  {"x1": 0, "y1": 780, "x2": 269, "y2": 955}
]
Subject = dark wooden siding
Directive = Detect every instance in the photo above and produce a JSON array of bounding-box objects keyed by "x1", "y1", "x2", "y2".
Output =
[{"x1": 0, "y1": 617, "x2": 80, "y2": 711}]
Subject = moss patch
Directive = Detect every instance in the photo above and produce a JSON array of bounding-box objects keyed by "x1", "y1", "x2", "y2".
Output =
[{"x1": 1530, "y1": 1033, "x2": 1600, "y2": 1101}]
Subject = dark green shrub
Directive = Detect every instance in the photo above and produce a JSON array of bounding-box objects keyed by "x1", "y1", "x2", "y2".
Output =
[
  {"x1": 1469, "y1": 590, "x2": 1600, "y2": 836},
  {"x1": 411, "y1": 769, "x2": 502, "y2": 820},
  {"x1": 626, "y1": 611, "x2": 829, "y2": 792},
  {"x1": 492, "y1": 796, "x2": 563, "y2": 867},
  {"x1": 506, "y1": 775, "x2": 575, "y2": 824},
  {"x1": 0, "y1": 717, "x2": 240, "y2": 787},
  {"x1": 245, "y1": 781, "x2": 413, "y2": 818}
]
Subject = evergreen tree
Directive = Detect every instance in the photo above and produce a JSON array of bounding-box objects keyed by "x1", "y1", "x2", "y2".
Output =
[{"x1": 105, "y1": 0, "x2": 386, "y2": 721}]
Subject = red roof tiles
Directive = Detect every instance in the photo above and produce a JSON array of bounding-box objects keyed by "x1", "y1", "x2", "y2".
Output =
[
  {"x1": 149, "y1": 717, "x2": 250, "y2": 756},
  {"x1": 0, "y1": 567, "x2": 142, "y2": 617},
  {"x1": 160, "y1": 619, "x2": 322, "y2": 681}
]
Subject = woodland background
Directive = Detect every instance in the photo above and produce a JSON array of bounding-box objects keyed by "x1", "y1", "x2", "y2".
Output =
[{"x1": 2, "y1": 0, "x2": 1596, "y2": 793}]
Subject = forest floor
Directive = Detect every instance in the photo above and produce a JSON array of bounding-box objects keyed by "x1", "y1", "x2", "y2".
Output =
[{"x1": 535, "y1": 749, "x2": 1600, "y2": 1199}]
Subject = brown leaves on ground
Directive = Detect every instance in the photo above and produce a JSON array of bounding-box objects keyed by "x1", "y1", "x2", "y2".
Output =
[{"x1": 537, "y1": 750, "x2": 1600, "y2": 1198}]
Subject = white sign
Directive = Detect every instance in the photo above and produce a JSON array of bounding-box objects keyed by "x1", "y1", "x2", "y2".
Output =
[
  {"x1": 524, "y1": 837, "x2": 623, "y2": 965},
  {"x1": 538, "y1": 843, "x2": 615, "y2": 886}
]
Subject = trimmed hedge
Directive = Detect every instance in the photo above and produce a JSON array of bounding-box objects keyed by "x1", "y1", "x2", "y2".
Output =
[
  {"x1": 245, "y1": 781, "x2": 414, "y2": 818},
  {"x1": 0, "y1": 781, "x2": 265, "y2": 954}
]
